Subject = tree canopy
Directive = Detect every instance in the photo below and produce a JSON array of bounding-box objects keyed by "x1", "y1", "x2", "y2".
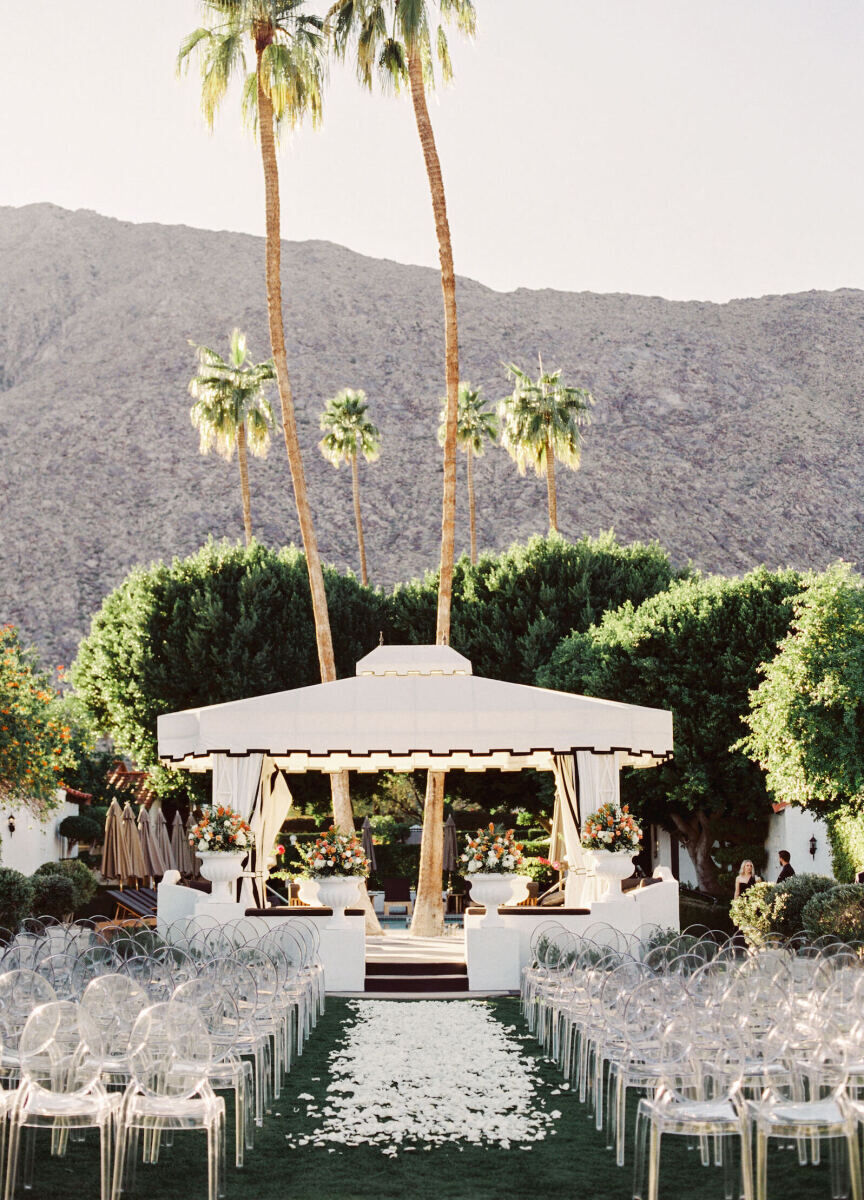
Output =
[
  {"x1": 741, "y1": 562, "x2": 864, "y2": 815},
  {"x1": 0, "y1": 626, "x2": 75, "y2": 809},
  {"x1": 539, "y1": 568, "x2": 802, "y2": 894}
]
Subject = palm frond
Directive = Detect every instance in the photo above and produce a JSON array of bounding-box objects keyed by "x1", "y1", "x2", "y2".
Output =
[
  {"x1": 436, "y1": 24, "x2": 452, "y2": 84},
  {"x1": 440, "y1": 0, "x2": 476, "y2": 37}
]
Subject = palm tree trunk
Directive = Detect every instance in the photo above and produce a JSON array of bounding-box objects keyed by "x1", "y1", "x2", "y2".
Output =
[
  {"x1": 467, "y1": 445, "x2": 476, "y2": 565},
  {"x1": 351, "y1": 452, "x2": 368, "y2": 587},
  {"x1": 407, "y1": 48, "x2": 460, "y2": 939},
  {"x1": 545, "y1": 431, "x2": 558, "y2": 533},
  {"x1": 257, "y1": 56, "x2": 379, "y2": 932},
  {"x1": 236, "y1": 423, "x2": 254, "y2": 546}
]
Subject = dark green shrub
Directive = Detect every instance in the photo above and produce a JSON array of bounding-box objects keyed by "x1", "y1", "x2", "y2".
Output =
[
  {"x1": 520, "y1": 857, "x2": 556, "y2": 891},
  {"x1": 826, "y1": 809, "x2": 864, "y2": 883},
  {"x1": 33, "y1": 860, "x2": 98, "y2": 911},
  {"x1": 772, "y1": 874, "x2": 836, "y2": 936},
  {"x1": 0, "y1": 869, "x2": 34, "y2": 931},
  {"x1": 59, "y1": 814, "x2": 102, "y2": 843},
  {"x1": 30, "y1": 874, "x2": 75, "y2": 921},
  {"x1": 802, "y1": 884, "x2": 864, "y2": 943},
  {"x1": 730, "y1": 873, "x2": 836, "y2": 945},
  {"x1": 282, "y1": 817, "x2": 321, "y2": 834}
]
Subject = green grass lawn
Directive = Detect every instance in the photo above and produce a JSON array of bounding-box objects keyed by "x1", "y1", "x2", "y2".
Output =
[{"x1": 28, "y1": 998, "x2": 836, "y2": 1200}]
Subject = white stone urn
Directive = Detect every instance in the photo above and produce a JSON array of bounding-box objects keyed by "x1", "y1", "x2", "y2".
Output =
[
  {"x1": 197, "y1": 851, "x2": 247, "y2": 904},
  {"x1": 296, "y1": 877, "x2": 322, "y2": 907},
  {"x1": 316, "y1": 875, "x2": 361, "y2": 929},
  {"x1": 465, "y1": 873, "x2": 530, "y2": 926},
  {"x1": 587, "y1": 849, "x2": 636, "y2": 899}
]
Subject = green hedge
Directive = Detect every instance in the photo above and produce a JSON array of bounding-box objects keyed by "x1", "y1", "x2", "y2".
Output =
[
  {"x1": 33, "y1": 860, "x2": 98, "y2": 912},
  {"x1": 730, "y1": 873, "x2": 836, "y2": 945},
  {"x1": 802, "y1": 883, "x2": 864, "y2": 943},
  {"x1": 0, "y1": 869, "x2": 34, "y2": 932},
  {"x1": 31, "y1": 874, "x2": 76, "y2": 921},
  {"x1": 826, "y1": 810, "x2": 864, "y2": 883}
]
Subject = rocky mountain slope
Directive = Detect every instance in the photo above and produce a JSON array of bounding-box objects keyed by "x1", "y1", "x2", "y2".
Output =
[{"x1": 1, "y1": 203, "x2": 862, "y2": 666}]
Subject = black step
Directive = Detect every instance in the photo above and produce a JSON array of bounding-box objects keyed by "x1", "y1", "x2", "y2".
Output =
[
  {"x1": 364, "y1": 973, "x2": 470, "y2": 993},
  {"x1": 365, "y1": 960, "x2": 467, "y2": 977}
]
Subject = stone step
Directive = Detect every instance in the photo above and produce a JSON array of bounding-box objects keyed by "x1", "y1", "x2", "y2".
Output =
[
  {"x1": 365, "y1": 960, "x2": 467, "y2": 977},
  {"x1": 364, "y1": 973, "x2": 470, "y2": 994}
]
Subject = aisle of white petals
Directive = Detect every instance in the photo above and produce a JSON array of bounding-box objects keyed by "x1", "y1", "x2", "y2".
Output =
[{"x1": 286, "y1": 1000, "x2": 563, "y2": 1156}]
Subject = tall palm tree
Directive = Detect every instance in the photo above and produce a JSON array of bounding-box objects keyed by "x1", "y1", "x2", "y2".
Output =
[
  {"x1": 328, "y1": 0, "x2": 475, "y2": 938},
  {"x1": 437, "y1": 382, "x2": 497, "y2": 565},
  {"x1": 188, "y1": 328, "x2": 275, "y2": 545},
  {"x1": 499, "y1": 359, "x2": 594, "y2": 534},
  {"x1": 319, "y1": 389, "x2": 381, "y2": 586},
  {"x1": 178, "y1": 1, "x2": 357, "y2": 839}
]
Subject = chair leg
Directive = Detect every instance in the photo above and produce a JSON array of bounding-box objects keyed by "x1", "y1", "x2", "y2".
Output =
[
  {"x1": 100, "y1": 1120, "x2": 112, "y2": 1200},
  {"x1": 4, "y1": 1118, "x2": 20, "y2": 1200},
  {"x1": 648, "y1": 1126, "x2": 662, "y2": 1200}
]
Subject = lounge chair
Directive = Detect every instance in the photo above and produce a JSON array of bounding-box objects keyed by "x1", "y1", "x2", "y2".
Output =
[{"x1": 382, "y1": 878, "x2": 414, "y2": 917}]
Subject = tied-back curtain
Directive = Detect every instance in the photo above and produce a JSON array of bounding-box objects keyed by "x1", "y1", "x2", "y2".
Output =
[
  {"x1": 212, "y1": 753, "x2": 263, "y2": 904},
  {"x1": 574, "y1": 751, "x2": 620, "y2": 906},
  {"x1": 552, "y1": 753, "x2": 584, "y2": 874},
  {"x1": 241, "y1": 756, "x2": 293, "y2": 909}
]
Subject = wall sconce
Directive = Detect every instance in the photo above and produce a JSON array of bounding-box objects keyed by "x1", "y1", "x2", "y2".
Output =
[
  {"x1": 809, "y1": 835, "x2": 817, "y2": 859},
  {"x1": 6, "y1": 817, "x2": 15, "y2": 835}
]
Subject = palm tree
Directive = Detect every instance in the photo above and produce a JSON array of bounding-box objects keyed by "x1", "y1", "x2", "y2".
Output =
[
  {"x1": 188, "y1": 328, "x2": 275, "y2": 545},
  {"x1": 319, "y1": 389, "x2": 381, "y2": 586},
  {"x1": 328, "y1": 0, "x2": 475, "y2": 938},
  {"x1": 437, "y1": 382, "x2": 497, "y2": 565},
  {"x1": 178, "y1": 2, "x2": 357, "y2": 839},
  {"x1": 498, "y1": 359, "x2": 594, "y2": 533}
]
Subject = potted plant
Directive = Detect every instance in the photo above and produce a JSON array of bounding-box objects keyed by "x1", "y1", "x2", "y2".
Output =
[
  {"x1": 296, "y1": 827, "x2": 370, "y2": 928},
  {"x1": 581, "y1": 803, "x2": 642, "y2": 898},
  {"x1": 188, "y1": 804, "x2": 253, "y2": 903},
  {"x1": 461, "y1": 825, "x2": 529, "y2": 925}
]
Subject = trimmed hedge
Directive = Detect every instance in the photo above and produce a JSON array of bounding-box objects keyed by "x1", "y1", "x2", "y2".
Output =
[
  {"x1": 0, "y1": 869, "x2": 34, "y2": 932},
  {"x1": 730, "y1": 873, "x2": 836, "y2": 944},
  {"x1": 33, "y1": 860, "x2": 98, "y2": 913},
  {"x1": 59, "y1": 814, "x2": 102, "y2": 844},
  {"x1": 802, "y1": 883, "x2": 864, "y2": 943},
  {"x1": 30, "y1": 874, "x2": 76, "y2": 921}
]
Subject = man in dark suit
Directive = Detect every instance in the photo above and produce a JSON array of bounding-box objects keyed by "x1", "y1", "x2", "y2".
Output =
[{"x1": 777, "y1": 850, "x2": 795, "y2": 882}]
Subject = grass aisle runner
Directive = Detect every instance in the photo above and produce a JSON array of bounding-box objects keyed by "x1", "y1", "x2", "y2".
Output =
[{"x1": 31, "y1": 998, "x2": 834, "y2": 1200}]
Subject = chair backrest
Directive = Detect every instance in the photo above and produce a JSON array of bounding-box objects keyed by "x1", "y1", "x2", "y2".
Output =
[
  {"x1": 80, "y1": 973, "x2": 150, "y2": 1058},
  {"x1": 128, "y1": 1000, "x2": 212, "y2": 1099},
  {"x1": 383, "y1": 878, "x2": 411, "y2": 902},
  {"x1": 19, "y1": 1000, "x2": 104, "y2": 1096},
  {"x1": 0, "y1": 969, "x2": 57, "y2": 1047},
  {"x1": 172, "y1": 978, "x2": 241, "y2": 1064}
]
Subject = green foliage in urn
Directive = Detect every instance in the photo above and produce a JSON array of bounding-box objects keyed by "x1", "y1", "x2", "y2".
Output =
[
  {"x1": 539, "y1": 568, "x2": 803, "y2": 896},
  {"x1": 741, "y1": 563, "x2": 864, "y2": 815}
]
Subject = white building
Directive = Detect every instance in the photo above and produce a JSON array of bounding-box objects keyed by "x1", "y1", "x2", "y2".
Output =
[{"x1": 1, "y1": 790, "x2": 79, "y2": 876}]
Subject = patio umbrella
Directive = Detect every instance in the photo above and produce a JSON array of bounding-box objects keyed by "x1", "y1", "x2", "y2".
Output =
[
  {"x1": 186, "y1": 811, "x2": 201, "y2": 878},
  {"x1": 120, "y1": 802, "x2": 147, "y2": 885},
  {"x1": 361, "y1": 816, "x2": 377, "y2": 873},
  {"x1": 151, "y1": 806, "x2": 174, "y2": 873},
  {"x1": 100, "y1": 799, "x2": 123, "y2": 884},
  {"x1": 442, "y1": 814, "x2": 458, "y2": 875},
  {"x1": 171, "y1": 810, "x2": 195, "y2": 875},
  {"x1": 137, "y1": 806, "x2": 163, "y2": 884}
]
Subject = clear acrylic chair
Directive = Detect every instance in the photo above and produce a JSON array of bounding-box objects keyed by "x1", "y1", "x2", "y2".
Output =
[
  {"x1": 5, "y1": 1000, "x2": 118, "y2": 1200},
  {"x1": 80, "y1": 974, "x2": 150, "y2": 1090},
  {"x1": 633, "y1": 1022, "x2": 754, "y2": 1200},
  {"x1": 173, "y1": 978, "x2": 254, "y2": 1167},
  {"x1": 0, "y1": 970, "x2": 57, "y2": 1083},
  {"x1": 113, "y1": 1001, "x2": 224, "y2": 1200}
]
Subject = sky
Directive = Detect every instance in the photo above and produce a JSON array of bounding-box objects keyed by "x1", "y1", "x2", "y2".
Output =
[{"x1": 1, "y1": 0, "x2": 863, "y2": 301}]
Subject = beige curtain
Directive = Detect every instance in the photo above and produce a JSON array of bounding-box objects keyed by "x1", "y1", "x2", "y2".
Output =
[{"x1": 240, "y1": 757, "x2": 293, "y2": 909}]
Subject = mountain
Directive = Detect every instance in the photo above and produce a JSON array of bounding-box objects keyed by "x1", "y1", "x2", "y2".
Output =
[{"x1": 1, "y1": 203, "x2": 862, "y2": 666}]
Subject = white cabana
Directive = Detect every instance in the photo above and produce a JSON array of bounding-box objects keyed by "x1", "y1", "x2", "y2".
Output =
[{"x1": 158, "y1": 645, "x2": 674, "y2": 906}]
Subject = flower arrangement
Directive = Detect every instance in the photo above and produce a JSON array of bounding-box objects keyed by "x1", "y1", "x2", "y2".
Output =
[
  {"x1": 461, "y1": 824, "x2": 525, "y2": 874},
  {"x1": 581, "y1": 803, "x2": 642, "y2": 853},
  {"x1": 188, "y1": 804, "x2": 252, "y2": 854},
  {"x1": 296, "y1": 827, "x2": 370, "y2": 878}
]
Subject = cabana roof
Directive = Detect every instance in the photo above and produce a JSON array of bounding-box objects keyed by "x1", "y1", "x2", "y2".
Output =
[{"x1": 157, "y1": 645, "x2": 673, "y2": 774}]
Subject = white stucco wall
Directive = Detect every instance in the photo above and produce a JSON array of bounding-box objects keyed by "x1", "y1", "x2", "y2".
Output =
[
  {"x1": 764, "y1": 805, "x2": 833, "y2": 880},
  {"x1": 1, "y1": 792, "x2": 79, "y2": 876}
]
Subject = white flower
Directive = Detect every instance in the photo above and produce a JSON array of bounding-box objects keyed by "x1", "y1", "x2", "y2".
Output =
[{"x1": 197, "y1": 839, "x2": 208, "y2": 851}]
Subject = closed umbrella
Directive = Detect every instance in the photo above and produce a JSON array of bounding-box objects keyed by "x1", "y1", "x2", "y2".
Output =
[
  {"x1": 151, "y1": 807, "x2": 174, "y2": 873},
  {"x1": 361, "y1": 816, "x2": 377, "y2": 873},
  {"x1": 137, "y1": 806, "x2": 163, "y2": 884},
  {"x1": 100, "y1": 799, "x2": 124, "y2": 884},
  {"x1": 120, "y1": 802, "x2": 147, "y2": 885},
  {"x1": 171, "y1": 811, "x2": 195, "y2": 875},
  {"x1": 442, "y1": 814, "x2": 458, "y2": 875},
  {"x1": 186, "y1": 811, "x2": 201, "y2": 878}
]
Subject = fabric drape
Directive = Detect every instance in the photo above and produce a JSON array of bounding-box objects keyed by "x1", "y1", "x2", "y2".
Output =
[
  {"x1": 238, "y1": 756, "x2": 292, "y2": 908},
  {"x1": 212, "y1": 753, "x2": 265, "y2": 906}
]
